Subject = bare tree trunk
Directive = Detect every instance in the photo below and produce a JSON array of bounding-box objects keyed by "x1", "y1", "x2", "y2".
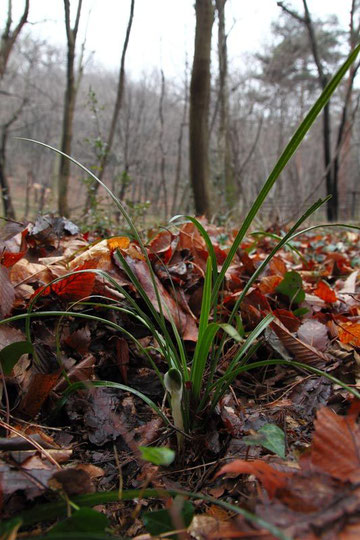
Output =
[
  {"x1": 277, "y1": 0, "x2": 354, "y2": 221},
  {"x1": 0, "y1": 128, "x2": 15, "y2": 218},
  {"x1": 216, "y1": 0, "x2": 235, "y2": 211},
  {"x1": 86, "y1": 0, "x2": 135, "y2": 209},
  {"x1": 301, "y1": 0, "x2": 336, "y2": 220},
  {"x1": 158, "y1": 69, "x2": 168, "y2": 219},
  {"x1": 58, "y1": 0, "x2": 83, "y2": 217},
  {"x1": 24, "y1": 170, "x2": 32, "y2": 218},
  {"x1": 0, "y1": 0, "x2": 29, "y2": 79},
  {"x1": 334, "y1": 0, "x2": 360, "y2": 219},
  {"x1": 189, "y1": 0, "x2": 214, "y2": 218},
  {"x1": 0, "y1": 98, "x2": 27, "y2": 219},
  {"x1": 172, "y1": 59, "x2": 189, "y2": 216}
]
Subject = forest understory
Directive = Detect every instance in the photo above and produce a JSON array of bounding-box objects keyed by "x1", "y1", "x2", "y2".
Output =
[{"x1": 1, "y1": 215, "x2": 360, "y2": 539}]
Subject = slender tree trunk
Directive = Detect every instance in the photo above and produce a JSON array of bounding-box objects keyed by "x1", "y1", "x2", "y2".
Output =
[
  {"x1": 0, "y1": 0, "x2": 29, "y2": 79},
  {"x1": 216, "y1": 0, "x2": 234, "y2": 210},
  {"x1": 301, "y1": 0, "x2": 335, "y2": 220},
  {"x1": 172, "y1": 59, "x2": 189, "y2": 216},
  {"x1": 0, "y1": 127, "x2": 15, "y2": 218},
  {"x1": 58, "y1": 0, "x2": 83, "y2": 217},
  {"x1": 278, "y1": 0, "x2": 336, "y2": 220},
  {"x1": 334, "y1": 0, "x2": 360, "y2": 219},
  {"x1": 189, "y1": 0, "x2": 214, "y2": 218},
  {"x1": 158, "y1": 69, "x2": 168, "y2": 219},
  {"x1": 86, "y1": 0, "x2": 135, "y2": 210},
  {"x1": 0, "y1": 97, "x2": 28, "y2": 219}
]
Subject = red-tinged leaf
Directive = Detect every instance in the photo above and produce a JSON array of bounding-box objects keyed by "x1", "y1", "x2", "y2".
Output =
[
  {"x1": 240, "y1": 302, "x2": 263, "y2": 328},
  {"x1": 64, "y1": 326, "x2": 91, "y2": 354},
  {"x1": 239, "y1": 250, "x2": 256, "y2": 274},
  {"x1": 216, "y1": 459, "x2": 289, "y2": 498},
  {"x1": 347, "y1": 399, "x2": 360, "y2": 418},
  {"x1": 314, "y1": 280, "x2": 337, "y2": 303},
  {"x1": 0, "y1": 265, "x2": 15, "y2": 318},
  {"x1": 259, "y1": 275, "x2": 283, "y2": 294},
  {"x1": 178, "y1": 222, "x2": 205, "y2": 252},
  {"x1": 338, "y1": 322, "x2": 360, "y2": 347},
  {"x1": 148, "y1": 230, "x2": 177, "y2": 265},
  {"x1": 55, "y1": 263, "x2": 96, "y2": 300},
  {"x1": 309, "y1": 407, "x2": 360, "y2": 483},
  {"x1": 17, "y1": 369, "x2": 62, "y2": 418},
  {"x1": 271, "y1": 320, "x2": 330, "y2": 366},
  {"x1": 213, "y1": 243, "x2": 227, "y2": 265},
  {"x1": 225, "y1": 265, "x2": 243, "y2": 291},
  {"x1": 33, "y1": 263, "x2": 96, "y2": 301},
  {"x1": 1, "y1": 249, "x2": 27, "y2": 268},
  {"x1": 273, "y1": 309, "x2": 301, "y2": 332},
  {"x1": 269, "y1": 255, "x2": 287, "y2": 276},
  {"x1": 326, "y1": 252, "x2": 352, "y2": 275}
]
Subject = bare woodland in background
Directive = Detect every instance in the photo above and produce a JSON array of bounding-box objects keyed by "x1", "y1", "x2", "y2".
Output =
[{"x1": 1, "y1": 0, "x2": 360, "y2": 230}]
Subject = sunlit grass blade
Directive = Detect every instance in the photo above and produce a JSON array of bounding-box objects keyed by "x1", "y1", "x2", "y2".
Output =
[{"x1": 211, "y1": 43, "x2": 360, "y2": 301}]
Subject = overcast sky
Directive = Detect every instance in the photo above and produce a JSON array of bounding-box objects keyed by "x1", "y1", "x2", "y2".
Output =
[{"x1": 9, "y1": 0, "x2": 354, "y2": 81}]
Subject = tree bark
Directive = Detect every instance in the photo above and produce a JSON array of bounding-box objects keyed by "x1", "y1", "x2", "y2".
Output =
[
  {"x1": 0, "y1": 0, "x2": 29, "y2": 79},
  {"x1": 189, "y1": 0, "x2": 214, "y2": 218},
  {"x1": 216, "y1": 0, "x2": 235, "y2": 210},
  {"x1": 0, "y1": 98, "x2": 27, "y2": 219},
  {"x1": 58, "y1": 0, "x2": 83, "y2": 217},
  {"x1": 301, "y1": 0, "x2": 335, "y2": 220},
  {"x1": 86, "y1": 0, "x2": 135, "y2": 209},
  {"x1": 171, "y1": 58, "x2": 189, "y2": 216},
  {"x1": 0, "y1": 128, "x2": 15, "y2": 219},
  {"x1": 158, "y1": 69, "x2": 168, "y2": 219}
]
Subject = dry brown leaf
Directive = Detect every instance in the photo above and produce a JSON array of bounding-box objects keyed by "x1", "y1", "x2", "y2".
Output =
[
  {"x1": 271, "y1": 319, "x2": 330, "y2": 366},
  {"x1": 309, "y1": 407, "x2": 360, "y2": 483},
  {"x1": 216, "y1": 459, "x2": 290, "y2": 499},
  {"x1": 297, "y1": 319, "x2": 329, "y2": 352},
  {"x1": 0, "y1": 265, "x2": 15, "y2": 318}
]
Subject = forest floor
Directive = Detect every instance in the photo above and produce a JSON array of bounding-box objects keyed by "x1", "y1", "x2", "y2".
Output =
[{"x1": 1, "y1": 215, "x2": 360, "y2": 539}]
